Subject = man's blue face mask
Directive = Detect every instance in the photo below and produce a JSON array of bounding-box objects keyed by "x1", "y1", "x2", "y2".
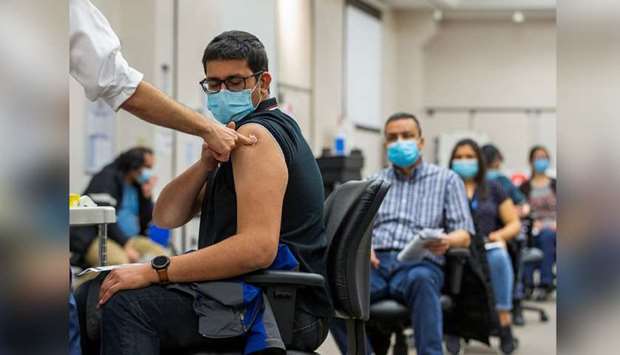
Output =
[
  {"x1": 452, "y1": 159, "x2": 479, "y2": 180},
  {"x1": 387, "y1": 139, "x2": 420, "y2": 168},
  {"x1": 206, "y1": 77, "x2": 262, "y2": 124}
]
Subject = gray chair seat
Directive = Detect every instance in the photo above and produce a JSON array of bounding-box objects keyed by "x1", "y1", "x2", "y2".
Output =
[
  {"x1": 370, "y1": 296, "x2": 454, "y2": 322},
  {"x1": 369, "y1": 300, "x2": 409, "y2": 321},
  {"x1": 521, "y1": 247, "x2": 544, "y2": 264}
]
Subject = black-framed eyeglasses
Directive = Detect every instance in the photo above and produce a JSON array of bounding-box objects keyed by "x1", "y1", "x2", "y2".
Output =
[{"x1": 199, "y1": 71, "x2": 264, "y2": 94}]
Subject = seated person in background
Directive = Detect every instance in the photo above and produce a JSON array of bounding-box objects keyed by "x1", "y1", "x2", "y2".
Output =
[
  {"x1": 519, "y1": 145, "x2": 557, "y2": 300},
  {"x1": 482, "y1": 144, "x2": 530, "y2": 216},
  {"x1": 330, "y1": 112, "x2": 473, "y2": 355},
  {"x1": 482, "y1": 143, "x2": 529, "y2": 325},
  {"x1": 448, "y1": 139, "x2": 521, "y2": 355},
  {"x1": 93, "y1": 31, "x2": 331, "y2": 354},
  {"x1": 70, "y1": 147, "x2": 167, "y2": 267}
]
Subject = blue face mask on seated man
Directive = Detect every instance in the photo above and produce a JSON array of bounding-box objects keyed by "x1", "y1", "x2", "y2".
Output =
[
  {"x1": 387, "y1": 139, "x2": 420, "y2": 168},
  {"x1": 207, "y1": 79, "x2": 262, "y2": 124},
  {"x1": 533, "y1": 158, "x2": 550, "y2": 173},
  {"x1": 452, "y1": 159, "x2": 479, "y2": 179}
]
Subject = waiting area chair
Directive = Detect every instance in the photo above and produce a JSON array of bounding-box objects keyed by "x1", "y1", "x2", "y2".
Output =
[
  {"x1": 365, "y1": 248, "x2": 471, "y2": 355},
  {"x1": 239, "y1": 179, "x2": 391, "y2": 354}
]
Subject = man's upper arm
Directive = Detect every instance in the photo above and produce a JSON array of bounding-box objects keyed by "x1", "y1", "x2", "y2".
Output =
[
  {"x1": 444, "y1": 174, "x2": 475, "y2": 235},
  {"x1": 231, "y1": 123, "x2": 288, "y2": 255}
]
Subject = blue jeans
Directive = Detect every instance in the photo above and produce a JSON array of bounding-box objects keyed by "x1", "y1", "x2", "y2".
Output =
[
  {"x1": 97, "y1": 284, "x2": 326, "y2": 354},
  {"x1": 486, "y1": 247, "x2": 514, "y2": 311},
  {"x1": 523, "y1": 228, "x2": 556, "y2": 287},
  {"x1": 69, "y1": 292, "x2": 82, "y2": 355},
  {"x1": 330, "y1": 252, "x2": 444, "y2": 355}
]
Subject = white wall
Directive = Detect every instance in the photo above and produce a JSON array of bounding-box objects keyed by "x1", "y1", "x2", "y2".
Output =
[
  {"x1": 70, "y1": 0, "x2": 161, "y2": 194},
  {"x1": 277, "y1": 0, "x2": 314, "y2": 144},
  {"x1": 415, "y1": 17, "x2": 556, "y2": 173}
]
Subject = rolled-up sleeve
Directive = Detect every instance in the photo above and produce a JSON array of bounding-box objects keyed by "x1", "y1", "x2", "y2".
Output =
[
  {"x1": 69, "y1": 0, "x2": 143, "y2": 111},
  {"x1": 444, "y1": 172, "x2": 476, "y2": 235}
]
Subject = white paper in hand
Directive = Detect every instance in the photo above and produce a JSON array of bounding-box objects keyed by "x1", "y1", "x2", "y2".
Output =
[{"x1": 397, "y1": 228, "x2": 445, "y2": 263}]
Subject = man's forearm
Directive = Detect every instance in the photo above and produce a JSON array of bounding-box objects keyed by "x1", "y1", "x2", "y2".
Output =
[
  {"x1": 121, "y1": 81, "x2": 212, "y2": 138},
  {"x1": 446, "y1": 229, "x2": 471, "y2": 248},
  {"x1": 153, "y1": 159, "x2": 212, "y2": 228}
]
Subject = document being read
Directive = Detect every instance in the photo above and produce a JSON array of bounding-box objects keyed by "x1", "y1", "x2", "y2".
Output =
[{"x1": 397, "y1": 228, "x2": 445, "y2": 263}]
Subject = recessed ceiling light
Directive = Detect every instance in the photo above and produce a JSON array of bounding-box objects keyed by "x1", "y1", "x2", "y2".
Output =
[
  {"x1": 433, "y1": 9, "x2": 443, "y2": 22},
  {"x1": 512, "y1": 11, "x2": 525, "y2": 23}
]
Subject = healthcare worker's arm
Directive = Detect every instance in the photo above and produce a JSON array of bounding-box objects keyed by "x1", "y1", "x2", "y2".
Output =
[
  {"x1": 69, "y1": 0, "x2": 255, "y2": 160},
  {"x1": 98, "y1": 124, "x2": 288, "y2": 304}
]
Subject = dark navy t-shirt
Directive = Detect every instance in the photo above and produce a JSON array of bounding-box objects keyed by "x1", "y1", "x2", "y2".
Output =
[{"x1": 470, "y1": 180, "x2": 509, "y2": 239}]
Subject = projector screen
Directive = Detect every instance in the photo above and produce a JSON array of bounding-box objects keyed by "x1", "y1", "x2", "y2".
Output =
[{"x1": 345, "y1": 4, "x2": 383, "y2": 129}]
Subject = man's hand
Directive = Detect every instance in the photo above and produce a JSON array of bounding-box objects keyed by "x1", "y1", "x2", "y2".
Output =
[
  {"x1": 370, "y1": 248, "x2": 380, "y2": 269},
  {"x1": 124, "y1": 243, "x2": 140, "y2": 263},
  {"x1": 200, "y1": 142, "x2": 219, "y2": 171},
  {"x1": 425, "y1": 237, "x2": 450, "y2": 256},
  {"x1": 98, "y1": 264, "x2": 158, "y2": 307},
  {"x1": 203, "y1": 120, "x2": 257, "y2": 162}
]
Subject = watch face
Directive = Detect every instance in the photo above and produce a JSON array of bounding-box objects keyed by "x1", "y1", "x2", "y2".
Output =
[{"x1": 152, "y1": 255, "x2": 170, "y2": 269}]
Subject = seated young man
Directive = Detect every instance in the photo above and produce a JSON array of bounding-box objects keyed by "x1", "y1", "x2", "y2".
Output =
[{"x1": 95, "y1": 31, "x2": 332, "y2": 354}]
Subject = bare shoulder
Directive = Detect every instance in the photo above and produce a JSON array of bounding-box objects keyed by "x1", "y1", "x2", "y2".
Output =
[{"x1": 234, "y1": 123, "x2": 284, "y2": 162}]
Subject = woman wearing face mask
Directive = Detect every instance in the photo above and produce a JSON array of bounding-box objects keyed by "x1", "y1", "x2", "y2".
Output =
[
  {"x1": 519, "y1": 145, "x2": 557, "y2": 301},
  {"x1": 448, "y1": 139, "x2": 521, "y2": 355}
]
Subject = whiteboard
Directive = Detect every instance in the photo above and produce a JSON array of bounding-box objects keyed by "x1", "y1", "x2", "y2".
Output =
[{"x1": 345, "y1": 5, "x2": 383, "y2": 129}]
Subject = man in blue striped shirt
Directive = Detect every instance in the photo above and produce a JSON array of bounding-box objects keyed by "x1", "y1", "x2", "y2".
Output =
[{"x1": 331, "y1": 112, "x2": 474, "y2": 355}]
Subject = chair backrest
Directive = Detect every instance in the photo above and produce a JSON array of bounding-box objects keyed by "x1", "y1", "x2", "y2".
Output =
[{"x1": 323, "y1": 179, "x2": 390, "y2": 320}]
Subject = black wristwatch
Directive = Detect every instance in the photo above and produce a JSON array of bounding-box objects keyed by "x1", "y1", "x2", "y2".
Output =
[{"x1": 151, "y1": 255, "x2": 171, "y2": 284}]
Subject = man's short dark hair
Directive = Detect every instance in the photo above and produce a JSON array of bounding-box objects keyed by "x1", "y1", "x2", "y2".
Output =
[
  {"x1": 202, "y1": 31, "x2": 269, "y2": 74},
  {"x1": 384, "y1": 112, "x2": 422, "y2": 136}
]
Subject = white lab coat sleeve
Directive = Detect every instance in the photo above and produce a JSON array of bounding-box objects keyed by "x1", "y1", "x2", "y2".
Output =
[{"x1": 69, "y1": 0, "x2": 143, "y2": 111}]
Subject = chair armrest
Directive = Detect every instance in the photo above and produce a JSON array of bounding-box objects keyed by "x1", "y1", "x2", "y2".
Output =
[
  {"x1": 446, "y1": 248, "x2": 470, "y2": 259},
  {"x1": 244, "y1": 270, "x2": 326, "y2": 288},
  {"x1": 445, "y1": 248, "x2": 470, "y2": 295}
]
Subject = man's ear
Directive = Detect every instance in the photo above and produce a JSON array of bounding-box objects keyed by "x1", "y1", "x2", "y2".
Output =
[
  {"x1": 260, "y1": 72, "x2": 272, "y2": 95},
  {"x1": 418, "y1": 137, "x2": 425, "y2": 151}
]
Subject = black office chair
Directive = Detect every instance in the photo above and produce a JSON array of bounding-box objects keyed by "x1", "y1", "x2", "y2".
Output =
[
  {"x1": 518, "y1": 246, "x2": 549, "y2": 322},
  {"x1": 179, "y1": 179, "x2": 390, "y2": 355},
  {"x1": 365, "y1": 248, "x2": 471, "y2": 355},
  {"x1": 513, "y1": 217, "x2": 549, "y2": 323},
  {"x1": 241, "y1": 179, "x2": 391, "y2": 354}
]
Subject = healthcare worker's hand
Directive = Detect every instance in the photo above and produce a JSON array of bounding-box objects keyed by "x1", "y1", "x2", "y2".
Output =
[
  {"x1": 204, "y1": 120, "x2": 257, "y2": 162},
  {"x1": 98, "y1": 264, "x2": 158, "y2": 307}
]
